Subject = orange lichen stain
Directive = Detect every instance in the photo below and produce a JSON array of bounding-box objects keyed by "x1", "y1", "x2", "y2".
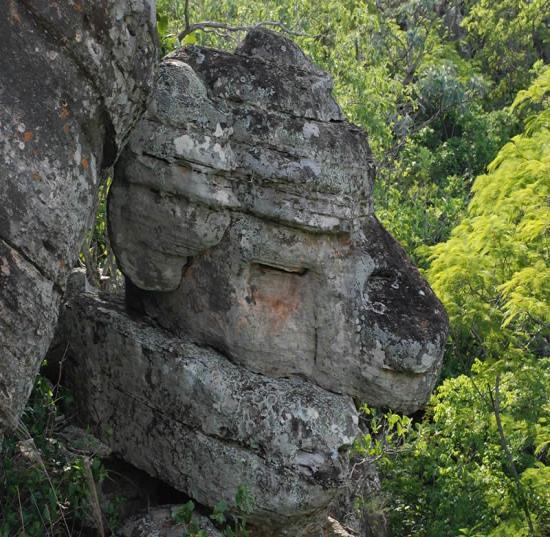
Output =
[
  {"x1": 59, "y1": 103, "x2": 70, "y2": 120},
  {"x1": 31, "y1": 171, "x2": 42, "y2": 182},
  {"x1": 63, "y1": 123, "x2": 71, "y2": 134},
  {"x1": 8, "y1": 0, "x2": 21, "y2": 24},
  {"x1": 81, "y1": 158, "x2": 89, "y2": 170},
  {"x1": 73, "y1": 1, "x2": 83, "y2": 12},
  {"x1": 249, "y1": 278, "x2": 301, "y2": 335},
  {"x1": 23, "y1": 131, "x2": 33, "y2": 143},
  {"x1": 58, "y1": 258, "x2": 65, "y2": 270}
]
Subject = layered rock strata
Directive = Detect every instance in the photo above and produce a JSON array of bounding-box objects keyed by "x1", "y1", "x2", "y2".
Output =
[
  {"x1": 110, "y1": 29, "x2": 448, "y2": 413},
  {"x1": 60, "y1": 288, "x2": 359, "y2": 535},
  {"x1": 59, "y1": 29, "x2": 448, "y2": 536},
  {"x1": 0, "y1": 0, "x2": 157, "y2": 428}
]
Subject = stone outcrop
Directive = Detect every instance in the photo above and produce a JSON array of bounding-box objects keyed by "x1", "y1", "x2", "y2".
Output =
[
  {"x1": 109, "y1": 29, "x2": 448, "y2": 413},
  {"x1": 61, "y1": 287, "x2": 359, "y2": 535},
  {"x1": 55, "y1": 29, "x2": 448, "y2": 537},
  {"x1": 0, "y1": 0, "x2": 157, "y2": 428}
]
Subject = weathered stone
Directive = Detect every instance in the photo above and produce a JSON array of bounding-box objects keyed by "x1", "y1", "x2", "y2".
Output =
[
  {"x1": 117, "y1": 505, "x2": 223, "y2": 537},
  {"x1": 60, "y1": 288, "x2": 360, "y2": 535},
  {"x1": 325, "y1": 517, "x2": 356, "y2": 537},
  {"x1": 110, "y1": 29, "x2": 448, "y2": 413},
  {"x1": 0, "y1": 0, "x2": 157, "y2": 427}
]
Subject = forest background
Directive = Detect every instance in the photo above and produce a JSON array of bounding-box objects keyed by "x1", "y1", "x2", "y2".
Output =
[{"x1": 2, "y1": 1, "x2": 548, "y2": 536}]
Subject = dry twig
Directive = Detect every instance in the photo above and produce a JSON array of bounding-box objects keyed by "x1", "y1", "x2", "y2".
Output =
[{"x1": 177, "y1": 0, "x2": 319, "y2": 42}]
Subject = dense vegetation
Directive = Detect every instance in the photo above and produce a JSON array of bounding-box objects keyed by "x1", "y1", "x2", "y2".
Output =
[{"x1": 2, "y1": 1, "x2": 547, "y2": 536}]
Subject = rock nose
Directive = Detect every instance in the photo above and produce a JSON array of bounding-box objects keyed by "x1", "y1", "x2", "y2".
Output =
[{"x1": 356, "y1": 216, "x2": 449, "y2": 411}]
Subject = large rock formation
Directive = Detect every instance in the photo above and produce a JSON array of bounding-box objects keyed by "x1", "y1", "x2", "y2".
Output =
[
  {"x1": 62, "y1": 287, "x2": 359, "y2": 535},
  {"x1": 0, "y1": 0, "x2": 157, "y2": 428},
  {"x1": 110, "y1": 29, "x2": 448, "y2": 412},
  {"x1": 56, "y1": 29, "x2": 448, "y2": 536}
]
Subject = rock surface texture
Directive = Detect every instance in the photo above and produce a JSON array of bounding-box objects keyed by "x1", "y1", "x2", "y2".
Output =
[
  {"x1": 118, "y1": 505, "x2": 223, "y2": 537},
  {"x1": 61, "y1": 287, "x2": 359, "y2": 536},
  {"x1": 110, "y1": 29, "x2": 448, "y2": 413},
  {"x1": 0, "y1": 0, "x2": 157, "y2": 428},
  {"x1": 58, "y1": 29, "x2": 448, "y2": 537}
]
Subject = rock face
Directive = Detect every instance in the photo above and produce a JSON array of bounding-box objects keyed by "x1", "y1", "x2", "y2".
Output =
[
  {"x1": 0, "y1": 0, "x2": 157, "y2": 427},
  {"x1": 54, "y1": 29, "x2": 448, "y2": 537},
  {"x1": 61, "y1": 288, "x2": 359, "y2": 535},
  {"x1": 110, "y1": 29, "x2": 448, "y2": 413}
]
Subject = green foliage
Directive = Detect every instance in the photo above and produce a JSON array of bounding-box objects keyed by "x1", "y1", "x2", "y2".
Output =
[
  {"x1": 381, "y1": 358, "x2": 549, "y2": 536},
  {"x1": 427, "y1": 68, "x2": 550, "y2": 373},
  {"x1": 0, "y1": 376, "x2": 114, "y2": 536},
  {"x1": 172, "y1": 500, "x2": 208, "y2": 537},
  {"x1": 173, "y1": 500, "x2": 196, "y2": 525},
  {"x1": 354, "y1": 405, "x2": 413, "y2": 461},
  {"x1": 77, "y1": 4, "x2": 548, "y2": 537},
  {"x1": 380, "y1": 70, "x2": 550, "y2": 536},
  {"x1": 173, "y1": 487, "x2": 253, "y2": 537},
  {"x1": 463, "y1": 0, "x2": 549, "y2": 106},
  {"x1": 223, "y1": 485, "x2": 254, "y2": 537},
  {"x1": 80, "y1": 177, "x2": 120, "y2": 291},
  {"x1": 210, "y1": 500, "x2": 229, "y2": 525}
]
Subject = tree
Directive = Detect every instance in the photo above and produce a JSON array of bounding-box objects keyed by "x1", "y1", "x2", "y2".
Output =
[{"x1": 381, "y1": 68, "x2": 550, "y2": 537}]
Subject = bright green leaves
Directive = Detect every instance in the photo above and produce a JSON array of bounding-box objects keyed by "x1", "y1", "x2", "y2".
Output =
[
  {"x1": 172, "y1": 488, "x2": 252, "y2": 537},
  {"x1": 428, "y1": 69, "x2": 550, "y2": 364},
  {"x1": 380, "y1": 70, "x2": 550, "y2": 536}
]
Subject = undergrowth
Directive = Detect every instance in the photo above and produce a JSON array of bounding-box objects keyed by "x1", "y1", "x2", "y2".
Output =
[{"x1": 0, "y1": 375, "x2": 115, "y2": 537}]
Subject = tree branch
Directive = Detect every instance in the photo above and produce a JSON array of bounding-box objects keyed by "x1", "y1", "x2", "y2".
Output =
[
  {"x1": 178, "y1": 20, "x2": 320, "y2": 42},
  {"x1": 489, "y1": 373, "x2": 536, "y2": 536},
  {"x1": 184, "y1": 0, "x2": 190, "y2": 31}
]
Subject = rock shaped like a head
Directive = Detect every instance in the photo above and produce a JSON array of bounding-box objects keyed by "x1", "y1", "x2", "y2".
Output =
[{"x1": 110, "y1": 29, "x2": 448, "y2": 413}]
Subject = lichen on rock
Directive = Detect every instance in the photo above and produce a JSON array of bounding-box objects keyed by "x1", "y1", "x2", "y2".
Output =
[
  {"x1": 0, "y1": 0, "x2": 157, "y2": 429},
  {"x1": 50, "y1": 27, "x2": 448, "y2": 537},
  {"x1": 110, "y1": 28, "x2": 449, "y2": 413}
]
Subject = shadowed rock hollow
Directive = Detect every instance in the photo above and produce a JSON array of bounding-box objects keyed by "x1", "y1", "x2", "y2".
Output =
[{"x1": 56, "y1": 28, "x2": 449, "y2": 537}]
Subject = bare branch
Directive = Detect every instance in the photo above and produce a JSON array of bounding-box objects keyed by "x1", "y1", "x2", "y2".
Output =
[{"x1": 177, "y1": 19, "x2": 320, "y2": 42}]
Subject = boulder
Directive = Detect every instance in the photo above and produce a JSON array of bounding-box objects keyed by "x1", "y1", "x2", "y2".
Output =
[
  {"x1": 109, "y1": 29, "x2": 448, "y2": 413},
  {"x1": 0, "y1": 0, "x2": 157, "y2": 428},
  {"x1": 60, "y1": 288, "x2": 360, "y2": 535}
]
